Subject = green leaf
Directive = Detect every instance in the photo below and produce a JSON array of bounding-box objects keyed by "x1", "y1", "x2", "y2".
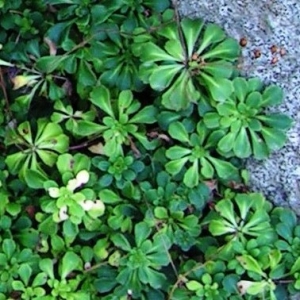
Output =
[
  {"x1": 99, "y1": 189, "x2": 121, "y2": 204},
  {"x1": 291, "y1": 257, "x2": 300, "y2": 274},
  {"x1": 18, "y1": 264, "x2": 32, "y2": 286},
  {"x1": 203, "y1": 112, "x2": 220, "y2": 128},
  {"x1": 249, "y1": 130, "x2": 269, "y2": 160},
  {"x1": 197, "y1": 23, "x2": 226, "y2": 54},
  {"x1": 149, "y1": 64, "x2": 183, "y2": 91},
  {"x1": 207, "y1": 157, "x2": 238, "y2": 179},
  {"x1": 24, "y1": 169, "x2": 48, "y2": 189},
  {"x1": 130, "y1": 105, "x2": 158, "y2": 124},
  {"x1": 2, "y1": 239, "x2": 16, "y2": 259},
  {"x1": 90, "y1": 86, "x2": 113, "y2": 117},
  {"x1": 165, "y1": 157, "x2": 189, "y2": 176},
  {"x1": 186, "y1": 280, "x2": 202, "y2": 291},
  {"x1": 141, "y1": 42, "x2": 177, "y2": 62},
  {"x1": 36, "y1": 55, "x2": 67, "y2": 73},
  {"x1": 39, "y1": 259, "x2": 54, "y2": 279},
  {"x1": 154, "y1": 207, "x2": 168, "y2": 219},
  {"x1": 215, "y1": 199, "x2": 237, "y2": 226},
  {"x1": 233, "y1": 77, "x2": 248, "y2": 102},
  {"x1": 168, "y1": 121, "x2": 190, "y2": 143},
  {"x1": 135, "y1": 222, "x2": 151, "y2": 247},
  {"x1": 218, "y1": 132, "x2": 236, "y2": 153},
  {"x1": 233, "y1": 127, "x2": 252, "y2": 158},
  {"x1": 111, "y1": 233, "x2": 131, "y2": 252},
  {"x1": 257, "y1": 114, "x2": 292, "y2": 130},
  {"x1": 165, "y1": 39, "x2": 185, "y2": 61},
  {"x1": 181, "y1": 18, "x2": 204, "y2": 57},
  {"x1": 165, "y1": 146, "x2": 191, "y2": 159},
  {"x1": 60, "y1": 252, "x2": 82, "y2": 279},
  {"x1": 245, "y1": 91, "x2": 262, "y2": 108},
  {"x1": 261, "y1": 127, "x2": 287, "y2": 151},
  {"x1": 237, "y1": 255, "x2": 266, "y2": 277},
  {"x1": 261, "y1": 85, "x2": 283, "y2": 106},
  {"x1": 200, "y1": 74, "x2": 233, "y2": 102},
  {"x1": 75, "y1": 120, "x2": 106, "y2": 136},
  {"x1": 184, "y1": 160, "x2": 199, "y2": 187},
  {"x1": 200, "y1": 157, "x2": 214, "y2": 178},
  {"x1": 201, "y1": 38, "x2": 240, "y2": 60}
]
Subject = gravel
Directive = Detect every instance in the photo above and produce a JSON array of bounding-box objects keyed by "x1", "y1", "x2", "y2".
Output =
[{"x1": 177, "y1": 0, "x2": 300, "y2": 216}]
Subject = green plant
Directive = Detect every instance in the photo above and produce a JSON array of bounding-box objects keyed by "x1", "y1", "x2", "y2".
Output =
[
  {"x1": 0, "y1": 1, "x2": 298, "y2": 300},
  {"x1": 203, "y1": 77, "x2": 293, "y2": 159}
]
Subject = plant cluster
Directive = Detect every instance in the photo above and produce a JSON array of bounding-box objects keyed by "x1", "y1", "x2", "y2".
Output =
[{"x1": 0, "y1": 0, "x2": 298, "y2": 299}]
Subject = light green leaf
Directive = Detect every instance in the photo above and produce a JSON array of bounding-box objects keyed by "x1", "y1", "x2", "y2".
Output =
[
  {"x1": 203, "y1": 112, "x2": 220, "y2": 128},
  {"x1": 200, "y1": 73, "x2": 233, "y2": 102},
  {"x1": 36, "y1": 55, "x2": 67, "y2": 73},
  {"x1": 201, "y1": 60, "x2": 233, "y2": 78},
  {"x1": 18, "y1": 264, "x2": 32, "y2": 286},
  {"x1": 233, "y1": 127, "x2": 252, "y2": 158},
  {"x1": 39, "y1": 259, "x2": 54, "y2": 279},
  {"x1": 197, "y1": 23, "x2": 226, "y2": 54},
  {"x1": 165, "y1": 157, "x2": 189, "y2": 176},
  {"x1": 164, "y1": 39, "x2": 185, "y2": 60},
  {"x1": 111, "y1": 233, "x2": 131, "y2": 252},
  {"x1": 245, "y1": 91, "x2": 262, "y2": 108},
  {"x1": 181, "y1": 18, "x2": 204, "y2": 57},
  {"x1": 130, "y1": 105, "x2": 158, "y2": 124},
  {"x1": 237, "y1": 255, "x2": 266, "y2": 277},
  {"x1": 218, "y1": 132, "x2": 236, "y2": 153},
  {"x1": 202, "y1": 38, "x2": 240, "y2": 60},
  {"x1": 200, "y1": 157, "x2": 214, "y2": 178},
  {"x1": 60, "y1": 251, "x2": 82, "y2": 279},
  {"x1": 261, "y1": 127, "x2": 287, "y2": 151},
  {"x1": 257, "y1": 114, "x2": 292, "y2": 130},
  {"x1": 149, "y1": 64, "x2": 183, "y2": 91},
  {"x1": 75, "y1": 120, "x2": 106, "y2": 136},
  {"x1": 209, "y1": 219, "x2": 236, "y2": 236},
  {"x1": 215, "y1": 199, "x2": 237, "y2": 226},
  {"x1": 207, "y1": 157, "x2": 238, "y2": 179},
  {"x1": 90, "y1": 86, "x2": 113, "y2": 117},
  {"x1": 291, "y1": 257, "x2": 300, "y2": 274},
  {"x1": 141, "y1": 42, "x2": 177, "y2": 62},
  {"x1": 99, "y1": 189, "x2": 121, "y2": 204},
  {"x1": 261, "y1": 85, "x2": 283, "y2": 106},
  {"x1": 184, "y1": 160, "x2": 199, "y2": 187},
  {"x1": 168, "y1": 121, "x2": 190, "y2": 143},
  {"x1": 233, "y1": 77, "x2": 248, "y2": 102},
  {"x1": 24, "y1": 169, "x2": 48, "y2": 189},
  {"x1": 165, "y1": 146, "x2": 191, "y2": 159},
  {"x1": 135, "y1": 222, "x2": 151, "y2": 247},
  {"x1": 249, "y1": 130, "x2": 269, "y2": 160}
]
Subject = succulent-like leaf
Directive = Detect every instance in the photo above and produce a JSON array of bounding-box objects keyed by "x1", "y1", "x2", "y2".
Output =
[
  {"x1": 184, "y1": 160, "x2": 199, "y2": 187},
  {"x1": 168, "y1": 121, "x2": 190, "y2": 143},
  {"x1": 181, "y1": 18, "x2": 204, "y2": 57},
  {"x1": 261, "y1": 127, "x2": 287, "y2": 151},
  {"x1": 200, "y1": 74, "x2": 233, "y2": 102},
  {"x1": 148, "y1": 64, "x2": 183, "y2": 91},
  {"x1": 201, "y1": 38, "x2": 240, "y2": 60},
  {"x1": 90, "y1": 86, "x2": 114, "y2": 117},
  {"x1": 261, "y1": 85, "x2": 283, "y2": 106},
  {"x1": 165, "y1": 157, "x2": 189, "y2": 176},
  {"x1": 233, "y1": 127, "x2": 251, "y2": 158},
  {"x1": 197, "y1": 23, "x2": 226, "y2": 54}
]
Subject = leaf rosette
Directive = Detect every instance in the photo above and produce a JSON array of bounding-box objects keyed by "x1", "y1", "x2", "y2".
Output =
[
  {"x1": 139, "y1": 18, "x2": 240, "y2": 110},
  {"x1": 203, "y1": 77, "x2": 293, "y2": 159},
  {"x1": 165, "y1": 121, "x2": 238, "y2": 187}
]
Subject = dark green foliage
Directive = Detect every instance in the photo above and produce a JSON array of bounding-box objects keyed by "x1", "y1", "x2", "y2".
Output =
[{"x1": 0, "y1": 1, "x2": 297, "y2": 300}]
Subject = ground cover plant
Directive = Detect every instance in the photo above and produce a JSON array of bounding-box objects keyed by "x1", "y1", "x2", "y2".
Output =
[{"x1": 0, "y1": 0, "x2": 299, "y2": 299}]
